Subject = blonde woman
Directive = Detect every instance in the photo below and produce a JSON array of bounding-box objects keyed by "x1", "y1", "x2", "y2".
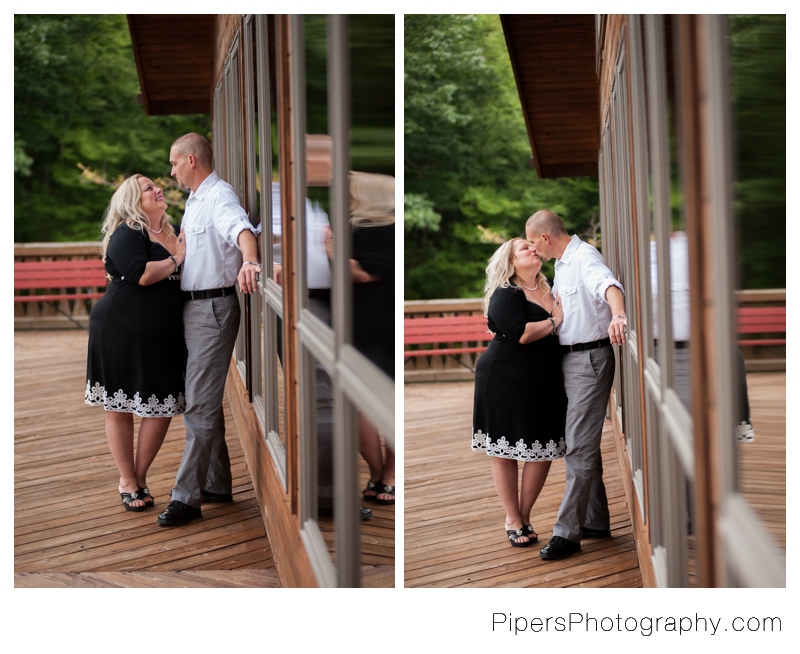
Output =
[
  {"x1": 85, "y1": 175, "x2": 187, "y2": 511},
  {"x1": 472, "y1": 238, "x2": 567, "y2": 547}
]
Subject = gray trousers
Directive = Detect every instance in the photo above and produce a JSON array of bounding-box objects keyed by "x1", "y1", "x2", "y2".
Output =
[
  {"x1": 172, "y1": 293, "x2": 240, "y2": 509},
  {"x1": 553, "y1": 345, "x2": 616, "y2": 543}
]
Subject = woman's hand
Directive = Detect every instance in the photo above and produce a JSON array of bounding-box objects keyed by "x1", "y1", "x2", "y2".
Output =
[
  {"x1": 174, "y1": 228, "x2": 186, "y2": 266},
  {"x1": 325, "y1": 226, "x2": 334, "y2": 260},
  {"x1": 552, "y1": 292, "x2": 564, "y2": 327},
  {"x1": 165, "y1": 228, "x2": 186, "y2": 265}
]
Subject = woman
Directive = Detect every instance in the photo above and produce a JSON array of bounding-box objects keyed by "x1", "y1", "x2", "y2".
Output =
[
  {"x1": 326, "y1": 171, "x2": 395, "y2": 505},
  {"x1": 85, "y1": 175, "x2": 187, "y2": 511},
  {"x1": 472, "y1": 238, "x2": 567, "y2": 546}
]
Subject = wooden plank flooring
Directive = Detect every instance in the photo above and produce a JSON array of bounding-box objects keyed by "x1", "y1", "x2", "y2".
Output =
[
  {"x1": 404, "y1": 381, "x2": 642, "y2": 588},
  {"x1": 737, "y1": 372, "x2": 786, "y2": 549},
  {"x1": 404, "y1": 371, "x2": 785, "y2": 587},
  {"x1": 14, "y1": 330, "x2": 394, "y2": 588}
]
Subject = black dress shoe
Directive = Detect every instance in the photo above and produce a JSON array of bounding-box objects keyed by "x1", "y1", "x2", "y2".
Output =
[
  {"x1": 157, "y1": 500, "x2": 202, "y2": 526},
  {"x1": 539, "y1": 536, "x2": 581, "y2": 560},
  {"x1": 202, "y1": 490, "x2": 233, "y2": 503},
  {"x1": 581, "y1": 526, "x2": 611, "y2": 539}
]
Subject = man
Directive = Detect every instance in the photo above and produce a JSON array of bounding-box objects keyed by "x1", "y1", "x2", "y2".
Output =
[
  {"x1": 525, "y1": 209, "x2": 626, "y2": 559},
  {"x1": 157, "y1": 132, "x2": 261, "y2": 526}
]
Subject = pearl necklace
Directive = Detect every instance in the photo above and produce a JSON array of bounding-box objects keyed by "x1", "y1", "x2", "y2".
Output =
[
  {"x1": 519, "y1": 281, "x2": 538, "y2": 292},
  {"x1": 148, "y1": 225, "x2": 164, "y2": 234}
]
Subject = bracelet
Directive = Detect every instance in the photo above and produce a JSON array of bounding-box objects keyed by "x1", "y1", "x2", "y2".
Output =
[
  {"x1": 241, "y1": 261, "x2": 262, "y2": 268},
  {"x1": 548, "y1": 317, "x2": 556, "y2": 335},
  {"x1": 612, "y1": 314, "x2": 627, "y2": 320},
  {"x1": 168, "y1": 255, "x2": 179, "y2": 273}
]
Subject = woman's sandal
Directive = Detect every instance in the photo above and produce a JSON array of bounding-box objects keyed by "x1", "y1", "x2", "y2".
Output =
[
  {"x1": 376, "y1": 483, "x2": 395, "y2": 506},
  {"x1": 506, "y1": 527, "x2": 531, "y2": 548},
  {"x1": 522, "y1": 524, "x2": 538, "y2": 543},
  {"x1": 120, "y1": 489, "x2": 147, "y2": 512},
  {"x1": 363, "y1": 479, "x2": 381, "y2": 502},
  {"x1": 138, "y1": 487, "x2": 155, "y2": 508}
]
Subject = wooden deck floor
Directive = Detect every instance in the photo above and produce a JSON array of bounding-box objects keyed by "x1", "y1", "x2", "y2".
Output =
[
  {"x1": 14, "y1": 330, "x2": 393, "y2": 588},
  {"x1": 404, "y1": 381, "x2": 642, "y2": 588},
  {"x1": 404, "y1": 371, "x2": 785, "y2": 587}
]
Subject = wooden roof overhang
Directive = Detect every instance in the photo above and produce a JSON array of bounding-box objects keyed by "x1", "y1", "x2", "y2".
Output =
[
  {"x1": 127, "y1": 15, "x2": 216, "y2": 115},
  {"x1": 501, "y1": 14, "x2": 599, "y2": 178}
]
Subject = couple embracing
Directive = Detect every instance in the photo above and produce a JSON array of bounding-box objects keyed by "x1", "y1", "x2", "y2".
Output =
[{"x1": 472, "y1": 209, "x2": 627, "y2": 560}]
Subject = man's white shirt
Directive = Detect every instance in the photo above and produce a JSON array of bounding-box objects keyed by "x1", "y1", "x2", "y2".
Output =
[
  {"x1": 180, "y1": 171, "x2": 256, "y2": 292},
  {"x1": 553, "y1": 235, "x2": 624, "y2": 346}
]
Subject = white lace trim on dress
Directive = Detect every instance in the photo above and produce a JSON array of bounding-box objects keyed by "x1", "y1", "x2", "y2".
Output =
[
  {"x1": 85, "y1": 380, "x2": 185, "y2": 417},
  {"x1": 736, "y1": 421, "x2": 755, "y2": 442},
  {"x1": 472, "y1": 429, "x2": 566, "y2": 461}
]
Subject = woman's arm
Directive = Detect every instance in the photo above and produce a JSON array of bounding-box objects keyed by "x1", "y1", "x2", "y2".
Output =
[
  {"x1": 492, "y1": 288, "x2": 563, "y2": 345},
  {"x1": 138, "y1": 227, "x2": 186, "y2": 286}
]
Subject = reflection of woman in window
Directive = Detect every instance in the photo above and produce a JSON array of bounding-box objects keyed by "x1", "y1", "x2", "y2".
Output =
[{"x1": 327, "y1": 171, "x2": 396, "y2": 504}]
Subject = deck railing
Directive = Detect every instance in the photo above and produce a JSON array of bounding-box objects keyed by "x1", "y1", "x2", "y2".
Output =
[
  {"x1": 14, "y1": 242, "x2": 102, "y2": 330},
  {"x1": 404, "y1": 289, "x2": 786, "y2": 382}
]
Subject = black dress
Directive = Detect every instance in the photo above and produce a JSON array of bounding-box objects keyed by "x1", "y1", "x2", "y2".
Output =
[
  {"x1": 472, "y1": 285, "x2": 567, "y2": 461},
  {"x1": 352, "y1": 222, "x2": 394, "y2": 378},
  {"x1": 85, "y1": 224, "x2": 187, "y2": 417}
]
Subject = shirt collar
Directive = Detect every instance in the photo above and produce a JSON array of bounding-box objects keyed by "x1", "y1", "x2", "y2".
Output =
[
  {"x1": 557, "y1": 234, "x2": 583, "y2": 264},
  {"x1": 188, "y1": 170, "x2": 220, "y2": 201}
]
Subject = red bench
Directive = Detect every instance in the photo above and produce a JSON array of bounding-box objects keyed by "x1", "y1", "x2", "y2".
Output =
[
  {"x1": 404, "y1": 314, "x2": 493, "y2": 372},
  {"x1": 14, "y1": 259, "x2": 107, "y2": 329},
  {"x1": 736, "y1": 306, "x2": 786, "y2": 347}
]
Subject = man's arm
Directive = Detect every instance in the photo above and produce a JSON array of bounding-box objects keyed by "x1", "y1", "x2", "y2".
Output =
[
  {"x1": 237, "y1": 228, "x2": 261, "y2": 294},
  {"x1": 605, "y1": 284, "x2": 626, "y2": 344}
]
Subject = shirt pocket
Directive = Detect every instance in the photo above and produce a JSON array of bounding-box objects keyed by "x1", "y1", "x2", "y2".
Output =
[
  {"x1": 559, "y1": 285, "x2": 578, "y2": 314},
  {"x1": 186, "y1": 224, "x2": 206, "y2": 254}
]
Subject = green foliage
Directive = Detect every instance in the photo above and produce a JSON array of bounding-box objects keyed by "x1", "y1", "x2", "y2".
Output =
[
  {"x1": 404, "y1": 14, "x2": 600, "y2": 300},
  {"x1": 14, "y1": 14, "x2": 210, "y2": 243},
  {"x1": 729, "y1": 15, "x2": 785, "y2": 289},
  {"x1": 404, "y1": 193, "x2": 441, "y2": 232}
]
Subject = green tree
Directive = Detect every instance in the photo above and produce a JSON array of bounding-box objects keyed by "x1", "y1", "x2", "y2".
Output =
[
  {"x1": 729, "y1": 14, "x2": 785, "y2": 289},
  {"x1": 404, "y1": 14, "x2": 599, "y2": 299},
  {"x1": 14, "y1": 14, "x2": 209, "y2": 243}
]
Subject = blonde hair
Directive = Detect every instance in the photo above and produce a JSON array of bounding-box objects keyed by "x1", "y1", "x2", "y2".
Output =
[
  {"x1": 482, "y1": 237, "x2": 551, "y2": 315},
  {"x1": 349, "y1": 171, "x2": 394, "y2": 228},
  {"x1": 100, "y1": 175, "x2": 171, "y2": 260}
]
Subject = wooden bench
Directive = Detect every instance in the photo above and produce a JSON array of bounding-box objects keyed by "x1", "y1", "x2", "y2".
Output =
[
  {"x1": 736, "y1": 306, "x2": 786, "y2": 347},
  {"x1": 404, "y1": 314, "x2": 493, "y2": 372},
  {"x1": 736, "y1": 305, "x2": 785, "y2": 372},
  {"x1": 14, "y1": 259, "x2": 108, "y2": 330}
]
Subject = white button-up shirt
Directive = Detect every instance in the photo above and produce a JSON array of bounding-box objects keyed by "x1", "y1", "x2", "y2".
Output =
[
  {"x1": 260, "y1": 182, "x2": 332, "y2": 290},
  {"x1": 650, "y1": 231, "x2": 690, "y2": 341},
  {"x1": 553, "y1": 235, "x2": 624, "y2": 346},
  {"x1": 180, "y1": 171, "x2": 256, "y2": 292}
]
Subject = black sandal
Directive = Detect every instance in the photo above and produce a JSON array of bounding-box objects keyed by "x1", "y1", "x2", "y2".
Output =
[
  {"x1": 522, "y1": 524, "x2": 538, "y2": 543},
  {"x1": 120, "y1": 489, "x2": 147, "y2": 512},
  {"x1": 376, "y1": 483, "x2": 395, "y2": 506},
  {"x1": 506, "y1": 527, "x2": 531, "y2": 548},
  {"x1": 363, "y1": 479, "x2": 381, "y2": 502},
  {"x1": 138, "y1": 487, "x2": 155, "y2": 508}
]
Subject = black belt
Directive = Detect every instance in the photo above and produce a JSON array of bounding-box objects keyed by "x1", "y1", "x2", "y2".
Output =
[
  {"x1": 183, "y1": 285, "x2": 237, "y2": 301},
  {"x1": 563, "y1": 337, "x2": 611, "y2": 353},
  {"x1": 308, "y1": 288, "x2": 330, "y2": 302},
  {"x1": 655, "y1": 339, "x2": 689, "y2": 350}
]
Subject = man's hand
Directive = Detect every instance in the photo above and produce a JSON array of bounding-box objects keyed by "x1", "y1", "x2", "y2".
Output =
[
  {"x1": 238, "y1": 262, "x2": 261, "y2": 294},
  {"x1": 608, "y1": 315, "x2": 627, "y2": 345}
]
